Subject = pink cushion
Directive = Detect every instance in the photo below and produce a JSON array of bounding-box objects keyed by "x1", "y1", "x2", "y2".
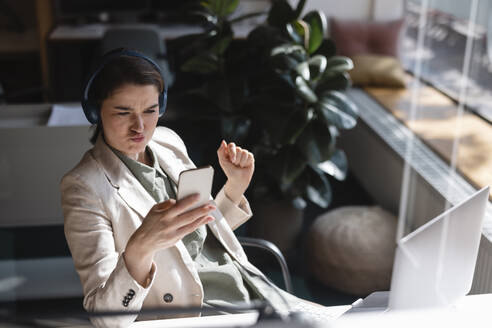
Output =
[{"x1": 330, "y1": 18, "x2": 405, "y2": 58}]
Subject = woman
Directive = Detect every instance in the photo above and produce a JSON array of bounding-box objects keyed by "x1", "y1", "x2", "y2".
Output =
[{"x1": 61, "y1": 49, "x2": 315, "y2": 328}]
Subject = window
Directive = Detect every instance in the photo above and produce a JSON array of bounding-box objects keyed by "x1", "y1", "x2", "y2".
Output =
[{"x1": 403, "y1": 0, "x2": 492, "y2": 123}]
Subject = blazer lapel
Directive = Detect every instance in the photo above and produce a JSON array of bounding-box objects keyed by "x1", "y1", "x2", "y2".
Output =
[
  {"x1": 149, "y1": 139, "x2": 183, "y2": 186},
  {"x1": 90, "y1": 133, "x2": 190, "y2": 224},
  {"x1": 91, "y1": 133, "x2": 155, "y2": 219}
]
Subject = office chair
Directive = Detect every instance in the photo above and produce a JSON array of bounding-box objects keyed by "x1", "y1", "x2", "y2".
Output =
[
  {"x1": 101, "y1": 26, "x2": 174, "y2": 87},
  {"x1": 238, "y1": 236, "x2": 293, "y2": 293}
]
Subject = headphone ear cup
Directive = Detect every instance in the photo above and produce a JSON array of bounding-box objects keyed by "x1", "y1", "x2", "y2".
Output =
[
  {"x1": 89, "y1": 105, "x2": 100, "y2": 124},
  {"x1": 158, "y1": 89, "x2": 167, "y2": 117},
  {"x1": 82, "y1": 100, "x2": 100, "y2": 125}
]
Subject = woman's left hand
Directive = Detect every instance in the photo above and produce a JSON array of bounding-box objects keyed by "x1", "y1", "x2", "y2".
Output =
[{"x1": 217, "y1": 140, "x2": 255, "y2": 204}]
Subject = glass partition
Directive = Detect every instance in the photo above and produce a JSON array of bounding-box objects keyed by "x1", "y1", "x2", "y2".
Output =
[{"x1": 1, "y1": 0, "x2": 491, "y2": 326}]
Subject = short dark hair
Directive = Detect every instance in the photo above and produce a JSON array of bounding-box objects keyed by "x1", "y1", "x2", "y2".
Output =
[{"x1": 87, "y1": 50, "x2": 164, "y2": 144}]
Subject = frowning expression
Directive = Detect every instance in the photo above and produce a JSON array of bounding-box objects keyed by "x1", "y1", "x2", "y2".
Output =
[{"x1": 100, "y1": 84, "x2": 160, "y2": 161}]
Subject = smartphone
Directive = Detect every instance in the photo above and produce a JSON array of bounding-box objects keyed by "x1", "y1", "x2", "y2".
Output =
[{"x1": 177, "y1": 166, "x2": 214, "y2": 211}]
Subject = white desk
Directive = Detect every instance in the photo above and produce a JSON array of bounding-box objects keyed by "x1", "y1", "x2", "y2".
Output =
[
  {"x1": 59, "y1": 304, "x2": 351, "y2": 328},
  {"x1": 129, "y1": 304, "x2": 352, "y2": 328},
  {"x1": 130, "y1": 312, "x2": 258, "y2": 328},
  {"x1": 58, "y1": 293, "x2": 492, "y2": 327},
  {"x1": 345, "y1": 291, "x2": 492, "y2": 314},
  {"x1": 134, "y1": 293, "x2": 492, "y2": 328},
  {"x1": 337, "y1": 293, "x2": 492, "y2": 328}
]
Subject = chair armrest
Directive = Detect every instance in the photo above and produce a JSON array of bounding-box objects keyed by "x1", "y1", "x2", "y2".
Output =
[{"x1": 237, "y1": 236, "x2": 293, "y2": 293}]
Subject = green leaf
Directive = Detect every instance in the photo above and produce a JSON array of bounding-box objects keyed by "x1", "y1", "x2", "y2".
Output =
[
  {"x1": 303, "y1": 10, "x2": 327, "y2": 54},
  {"x1": 295, "y1": 62, "x2": 310, "y2": 81},
  {"x1": 224, "y1": 0, "x2": 240, "y2": 15},
  {"x1": 221, "y1": 116, "x2": 251, "y2": 142},
  {"x1": 282, "y1": 107, "x2": 314, "y2": 144},
  {"x1": 317, "y1": 149, "x2": 348, "y2": 181},
  {"x1": 230, "y1": 10, "x2": 268, "y2": 24},
  {"x1": 271, "y1": 44, "x2": 305, "y2": 57},
  {"x1": 324, "y1": 56, "x2": 354, "y2": 74},
  {"x1": 191, "y1": 10, "x2": 219, "y2": 25},
  {"x1": 317, "y1": 99, "x2": 357, "y2": 129},
  {"x1": 297, "y1": 120, "x2": 333, "y2": 165},
  {"x1": 285, "y1": 22, "x2": 305, "y2": 45},
  {"x1": 253, "y1": 102, "x2": 298, "y2": 141},
  {"x1": 204, "y1": 0, "x2": 239, "y2": 17},
  {"x1": 211, "y1": 36, "x2": 232, "y2": 55},
  {"x1": 185, "y1": 77, "x2": 231, "y2": 112},
  {"x1": 288, "y1": 48, "x2": 309, "y2": 63},
  {"x1": 172, "y1": 30, "x2": 217, "y2": 59},
  {"x1": 305, "y1": 169, "x2": 332, "y2": 208},
  {"x1": 329, "y1": 125, "x2": 339, "y2": 137},
  {"x1": 292, "y1": 196, "x2": 307, "y2": 210},
  {"x1": 267, "y1": 0, "x2": 296, "y2": 27},
  {"x1": 317, "y1": 72, "x2": 352, "y2": 91},
  {"x1": 181, "y1": 53, "x2": 219, "y2": 74},
  {"x1": 307, "y1": 55, "x2": 327, "y2": 80},
  {"x1": 315, "y1": 39, "x2": 336, "y2": 58},
  {"x1": 293, "y1": 0, "x2": 307, "y2": 18},
  {"x1": 271, "y1": 54, "x2": 302, "y2": 72},
  {"x1": 293, "y1": 19, "x2": 310, "y2": 50},
  {"x1": 295, "y1": 76, "x2": 318, "y2": 103},
  {"x1": 248, "y1": 25, "x2": 284, "y2": 49},
  {"x1": 275, "y1": 146, "x2": 307, "y2": 192},
  {"x1": 320, "y1": 91, "x2": 358, "y2": 118}
]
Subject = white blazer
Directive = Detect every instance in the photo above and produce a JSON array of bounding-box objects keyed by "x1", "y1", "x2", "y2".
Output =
[{"x1": 61, "y1": 127, "x2": 267, "y2": 328}]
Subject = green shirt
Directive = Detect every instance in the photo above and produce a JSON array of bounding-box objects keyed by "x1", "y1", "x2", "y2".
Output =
[{"x1": 109, "y1": 143, "x2": 264, "y2": 306}]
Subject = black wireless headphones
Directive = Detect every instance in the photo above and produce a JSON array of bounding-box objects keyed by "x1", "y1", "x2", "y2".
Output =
[{"x1": 81, "y1": 49, "x2": 168, "y2": 125}]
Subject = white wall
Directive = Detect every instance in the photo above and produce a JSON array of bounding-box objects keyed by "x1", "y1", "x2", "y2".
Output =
[
  {"x1": 298, "y1": 0, "x2": 404, "y2": 20},
  {"x1": 301, "y1": 0, "x2": 373, "y2": 20},
  {"x1": 373, "y1": 0, "x2": 405, "y2": 21},
  {"x1": 291, "y1": 0, "x2": 404, "y2": 36}
]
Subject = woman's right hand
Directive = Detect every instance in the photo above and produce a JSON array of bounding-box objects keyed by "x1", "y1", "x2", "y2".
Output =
[{"x1": 123, "y1": 194, "x2": 215, "y2": 287}]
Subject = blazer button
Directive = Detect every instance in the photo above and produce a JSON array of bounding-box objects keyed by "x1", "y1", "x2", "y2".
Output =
[{"x1": 163, "y1": 293, "x2": 173, "y2": 303}]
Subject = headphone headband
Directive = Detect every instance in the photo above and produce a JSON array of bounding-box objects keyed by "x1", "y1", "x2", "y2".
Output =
[{"x1": 81, "y1": 49, "x2": 168, "y2": 124}]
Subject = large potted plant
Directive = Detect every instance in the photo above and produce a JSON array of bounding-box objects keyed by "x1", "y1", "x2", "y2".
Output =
[
  {"x1": 171, "y1": 0, "x2": 358, "y2": 251},
  {"x1": 243, "y1": 1, "x2": 358, "y2": 251},
  {"x1": 169, "y1": 0, "x2": 263, "y2": 144}
]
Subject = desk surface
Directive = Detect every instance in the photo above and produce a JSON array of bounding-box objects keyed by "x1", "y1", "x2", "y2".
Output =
[
  {"x1": 346, "y1": 291, "x2": 492, "y2": 314},
  {"x1": 131, "y1": 312, "x2": 258, "y2": 328},
  {"x1": 59, "y1": 304, "x2": 351, "y2": 328},
  {"x1": 128, "y1": 305, "x2": 352, "y2": 328},
  {"x1": 49, "y1": 23, "x2": 255, "y2": 41},
  {"x1": 49, "y1": 294, "x2": 492, "y2": 327},
  {"x1": 337, "y1": 293, "x2": 492, "y2": 328}
]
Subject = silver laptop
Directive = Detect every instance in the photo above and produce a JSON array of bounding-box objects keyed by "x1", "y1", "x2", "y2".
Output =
[
  {"x1": 389, "y1": 186, "x2": 490, "y2": 310},
  {"x1": 346, "y1": 186, "x2": 490, "y2": 314}
]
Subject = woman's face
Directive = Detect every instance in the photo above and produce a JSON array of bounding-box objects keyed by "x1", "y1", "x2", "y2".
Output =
[{"x1": 100, "y1": 83, "x2": 160, "y2": 160}]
